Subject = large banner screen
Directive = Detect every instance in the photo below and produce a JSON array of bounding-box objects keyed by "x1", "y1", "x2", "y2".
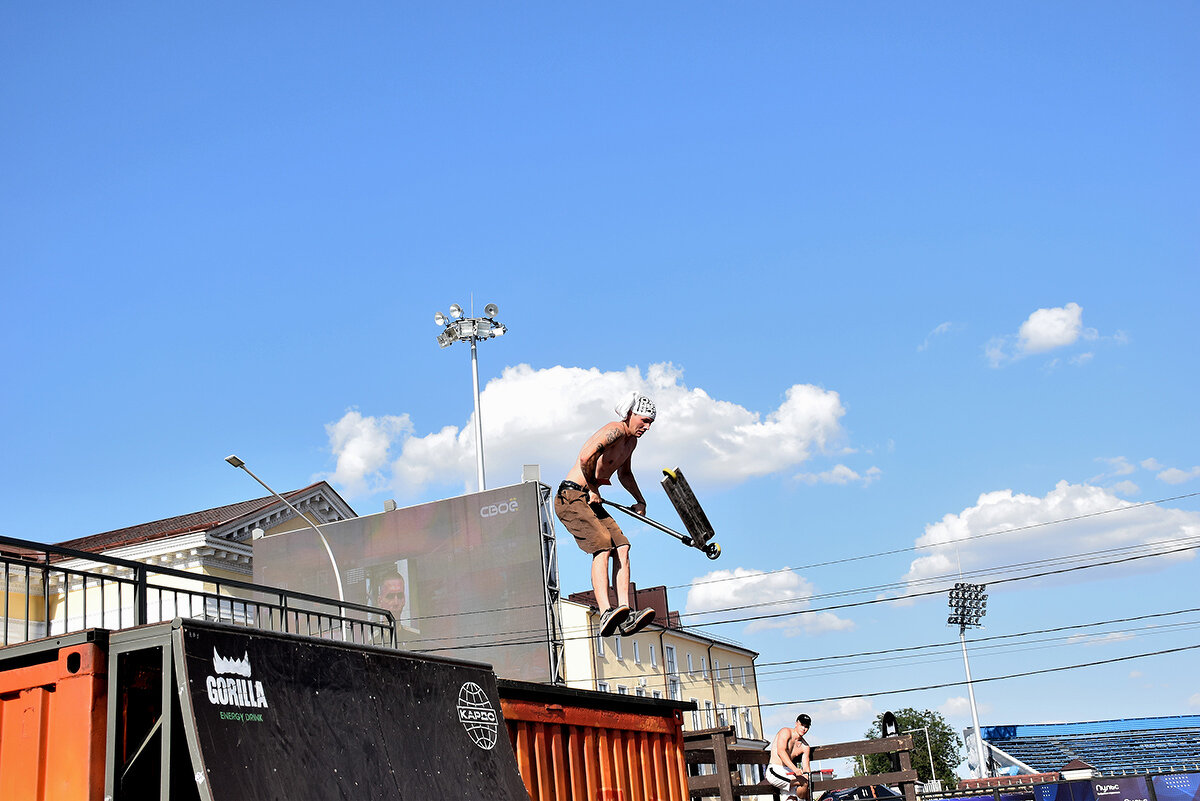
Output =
[{"x1": 254, "y1": 482, "x2": 551, "y2": 682}]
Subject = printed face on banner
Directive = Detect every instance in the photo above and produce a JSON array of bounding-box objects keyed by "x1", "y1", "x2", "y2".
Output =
[{"x1": 254, "y1": 482, "x2": 550, "y2": 682}]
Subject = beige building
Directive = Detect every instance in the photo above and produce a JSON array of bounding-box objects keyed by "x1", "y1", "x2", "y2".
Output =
[{"x1": 562, "y1": 584, "x2": 766, "y2": 746}]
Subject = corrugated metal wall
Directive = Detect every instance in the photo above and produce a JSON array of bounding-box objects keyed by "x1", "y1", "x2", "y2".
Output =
[
  {"x1": 503, "y1": 697, "x2": 690, "y2": 801},
  {"x1": 0, "y1": 641, "x2": 107, "y2": 801}
]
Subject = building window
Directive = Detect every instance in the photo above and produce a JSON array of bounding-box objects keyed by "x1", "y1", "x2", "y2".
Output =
[
  {"x1": 729, "y1": 665, "x2": 736, "y2": 683},
  {"x1": 614, "y1": 637, "x2": 623, "y2": 660},
  {"x1": 704, "y1": 700, "x2": 714, "y2": 728},
  {"x1": 633, "y1": 641, "x2": 641, "y2": 663},
  {"x1": 668, "y1": 677, "x2": 680, "y2": 701},
  {"x1": 617, "y1": 685, "x2": 628, "y2": 695},
  {"x1": 665, "y1": 645, "x2": 677, "y2": 675},
  {"x1": 741, "y1": 666, "x2": 747, "y2": 686},
  {"x1": 713, "y1": 658, "x2": 720, "y2": 679},
  {"x1": 597, "y1": 681, "x2": 609, "y2": 693},
  {"x1": 701, "y1": 658, "x2": 708, "y2": 678},
  {"x1": 717, "y1": 703, "x2": 727, "y2": 727},
  {"x1": 691, "y1": 700, "x2": 701, "y2": 730},
  {"x1": 687, "y1": 653, "x2": 694, "y2": 675},
  {"x1": 596, "y1": 630, "x2": 604, "y2": 656},
  {"x1": 742, "y1": 707, "x2": 756, "y2": 739},
  {"x1": 652, "y1": 690, "x2": 662, "y2": 699},
  {"x1": 650, "y1": 644, "x2": 657, "y2": 667},
  {"x1": 635, "y1": 686, "x2": 645, "y2": 697}
]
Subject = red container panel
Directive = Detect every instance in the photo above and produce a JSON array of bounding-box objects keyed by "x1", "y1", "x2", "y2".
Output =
[
  {"x1": 502, "y1": 695, "x2": 689, "y2": 801},
  {"x1": 0, "y1": 643, "x2": 107, "y2": 801}
]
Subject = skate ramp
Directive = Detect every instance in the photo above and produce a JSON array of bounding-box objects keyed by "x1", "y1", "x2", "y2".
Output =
[{"x1": 176, "y1": 620, "x2": 529, "y2": 801}]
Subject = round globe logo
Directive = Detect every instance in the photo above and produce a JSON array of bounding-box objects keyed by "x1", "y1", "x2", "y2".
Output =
[{"x1": 457, "y1": 681, "x2": 499, "y2": 750}]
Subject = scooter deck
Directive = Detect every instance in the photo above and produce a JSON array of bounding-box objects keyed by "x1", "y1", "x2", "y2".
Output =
[{"x1": 661, "y1": 468, "x2": 715, "y2": 548}]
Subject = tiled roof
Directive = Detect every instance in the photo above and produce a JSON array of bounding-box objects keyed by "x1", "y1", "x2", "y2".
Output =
[{"x1": 55, "y1": 483, "x2": 325, "y2": 553}]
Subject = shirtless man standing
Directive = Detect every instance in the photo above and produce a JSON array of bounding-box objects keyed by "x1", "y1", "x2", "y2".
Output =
[
  {"x1": 766, "y1": 714, "x2": 813, "y2": 801},
  {"x1": 555, "y1": 392, "x2": 658, "y2": 638}
]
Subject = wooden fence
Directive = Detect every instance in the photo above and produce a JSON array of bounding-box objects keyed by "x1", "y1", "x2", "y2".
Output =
[{"x1": 684, "y1": 725, "x2": 918, "y2": 801}]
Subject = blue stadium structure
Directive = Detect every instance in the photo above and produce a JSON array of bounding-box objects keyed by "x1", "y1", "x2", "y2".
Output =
[{"x1": 980, "y1": 715, "x2": 1200, "y2": 775}]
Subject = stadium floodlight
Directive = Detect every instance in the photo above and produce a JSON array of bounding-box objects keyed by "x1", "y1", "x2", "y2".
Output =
[
  {"x1": 432, "y1": 302, "x2": 508, "y2": 492},
  {"x1": 947, "y1": 582, "x2": 989, "y2": 779}
]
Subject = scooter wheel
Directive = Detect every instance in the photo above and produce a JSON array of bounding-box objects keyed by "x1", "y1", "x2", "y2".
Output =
[{"x1": 706, "y1": 542, "x2": 721, "y2": 560}]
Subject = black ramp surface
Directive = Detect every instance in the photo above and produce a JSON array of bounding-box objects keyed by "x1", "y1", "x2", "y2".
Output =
[{"x1": 179, "y1": 621, "x2": 529, "y2": 801}]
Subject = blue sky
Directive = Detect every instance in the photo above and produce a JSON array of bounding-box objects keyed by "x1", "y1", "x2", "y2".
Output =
[{"x1": 3, "y1": 2, "x2": 1198, "y2": 775}]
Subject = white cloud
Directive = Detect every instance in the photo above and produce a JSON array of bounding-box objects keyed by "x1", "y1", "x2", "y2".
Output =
[
  {"x1": 1019, "y1": 302, "x2": 1088, "y2": 353},
  {"x1": 324, "y1": 410, "x2": 413, "y2": 497},
  {"x1": 1158, "y1": 466, "x2": 1200, "y2": 485},
  {"x1": 812, "y1": 696, "x2": 876, "y2": 723},
  {"x1": 795, "y1": 464, "x2": 881, "y2": 487},
  {"x1": 985, "y1": 302, "x2": 1110, "y2": 368},
  {"x1": 685, "y1": 567, "x2": 854, "y2": 636},
  {"x1": 1066, "y1": 631, "x2": 1135, "y2": 647},
  {"x1": 939, "y1": 696, "x2": 992, "y2": 718},
  {"x1": 1111, "y1": 480, "x2": 1140, "y2": 497},
  {"x1": 324, "y1": 362, "x2": 849, "y2": 499},
  {"x1": 1090, "y1": 456, "x2": 1136, "y2": 483},
  {"x1": 1190, "y1": 693, "x2": 1200, "y2": 709},
  {"x1": 901, "y1": 481, "x2": 1200, "y2": 591},
  {"x1": 1141, "y1": 458, "x2": 1163, "y2": 471},
  {"x1": 918, "y1": 322, "x2": 956, "y2": 352},
  {"x1": 1128, "y1": 670, "x2": 1143, "y2": 679}
]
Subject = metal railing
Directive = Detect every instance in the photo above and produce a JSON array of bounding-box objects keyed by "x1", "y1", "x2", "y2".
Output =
[{"x1": 0, "y1": 533, "x2": 397, "y2": 648}]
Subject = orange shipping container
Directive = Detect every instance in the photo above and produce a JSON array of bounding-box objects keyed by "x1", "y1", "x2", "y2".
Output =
[
  {"x1": 0, "y1": 633, "x2": 108, "y2": 801},
  {"x1": 500, "y1": 679, "x2": 692, "y2": 801}
]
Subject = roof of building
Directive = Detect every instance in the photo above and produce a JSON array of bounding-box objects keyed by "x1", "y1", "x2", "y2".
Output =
[
  {"x1": 54, "y1": 482, "x2": 331, "y2": 553},
  {"x1": 982, "y1": 716, "x2": 1200, "y2": 775}
]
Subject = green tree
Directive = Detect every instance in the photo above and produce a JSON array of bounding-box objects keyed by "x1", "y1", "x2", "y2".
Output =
[{"x1": 861, "y1": 708, "x2": 961, "y2": 788}]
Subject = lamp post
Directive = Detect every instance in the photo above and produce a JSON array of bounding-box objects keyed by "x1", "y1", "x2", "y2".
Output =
[
  {"x1": 902, "y1": 727, "x2": 937, "y2": 787},
  {"x1": 225, "y1": 455, "x2": 345, "y2": 604},
  {"x1": 948, "y1": 582, "x2": 988, "y2": 778},
  {"x1": 433, "y1": 302, "x2": 507, "y2": 492}
]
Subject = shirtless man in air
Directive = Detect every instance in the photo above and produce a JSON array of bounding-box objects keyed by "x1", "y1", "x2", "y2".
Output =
[
  {"x1": 767, "y1": 714, "x2": 813, "y2": 801},
  {"x1": 555, "y1": 392, "x2": 657, "y2": 638}
]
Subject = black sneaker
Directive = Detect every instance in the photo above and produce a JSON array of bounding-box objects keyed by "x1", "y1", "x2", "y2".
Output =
[
  {"x1": 618, "y1": 608, "x2": 655, "y2": 636},
  {"x1": 598, "y1": 605, "x2": 631, "y2": 637}
]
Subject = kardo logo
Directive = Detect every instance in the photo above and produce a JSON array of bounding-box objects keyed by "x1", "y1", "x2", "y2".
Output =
[
  {"x1": 457, "y1": 682, "x2": 499, "y2": 750},
  {"x1": 480, "y1": 498, "x2": 519, "y2": 518}
]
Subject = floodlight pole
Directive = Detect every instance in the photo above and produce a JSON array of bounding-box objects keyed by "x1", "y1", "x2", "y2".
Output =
[
  {"x1": 959, "y1": 625, "x2": 987, "y2": 779},
  {"x1": 224, "y1": 455, "x2": 345, "y2": 604},
  {"x1": 469, "y1": 334, "x2": 486, "y2": 492},
  {"x1": 433, "y1": 302, "x2": 507, "y2": 494}
]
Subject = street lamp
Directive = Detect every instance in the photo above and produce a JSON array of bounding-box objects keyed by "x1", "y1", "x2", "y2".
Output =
[
  {"x1": 433, "y1": 301, "x2": 507, "y2": 492},
  {"x1": 902, "y1": 727, "x2": 938, "y2": 789},
  {"x1": 225, "y1": 455, "x2": 345, "y2": 604},
  {"x1": 948, "y1": 582, "x2": 989, "y2": 778}
]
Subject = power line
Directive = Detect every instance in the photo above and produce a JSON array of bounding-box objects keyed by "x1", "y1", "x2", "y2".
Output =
[
  {"x1": 758, "y1": 642, "x2": 1200, "y2": 707},
  {"x1": 680, "y1": 533, "x2": 1200, "y2": 621},
  {"x1": 687, "y1": 540, "x2": 1200, "y2": 632},
  {"x1": 753, "y1": 605, "x2": 1200, "y2": 669},
  {"x1": 754, "y1": 620, "x2": 1200, "y2": 683},
  {"x1": 400, "y1": 539, "x2": 1200, "y2": 652},
  {"x1": 396, "y1": 489, "x2": 1200, "y2": 628},
  {"x1": 670, "y1": 489, "x2": 1200, "y2": 592}
]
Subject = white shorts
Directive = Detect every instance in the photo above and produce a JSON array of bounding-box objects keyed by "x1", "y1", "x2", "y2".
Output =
[{"x1": 766, "y1": 765, "x2": 799, "y2": 795}]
